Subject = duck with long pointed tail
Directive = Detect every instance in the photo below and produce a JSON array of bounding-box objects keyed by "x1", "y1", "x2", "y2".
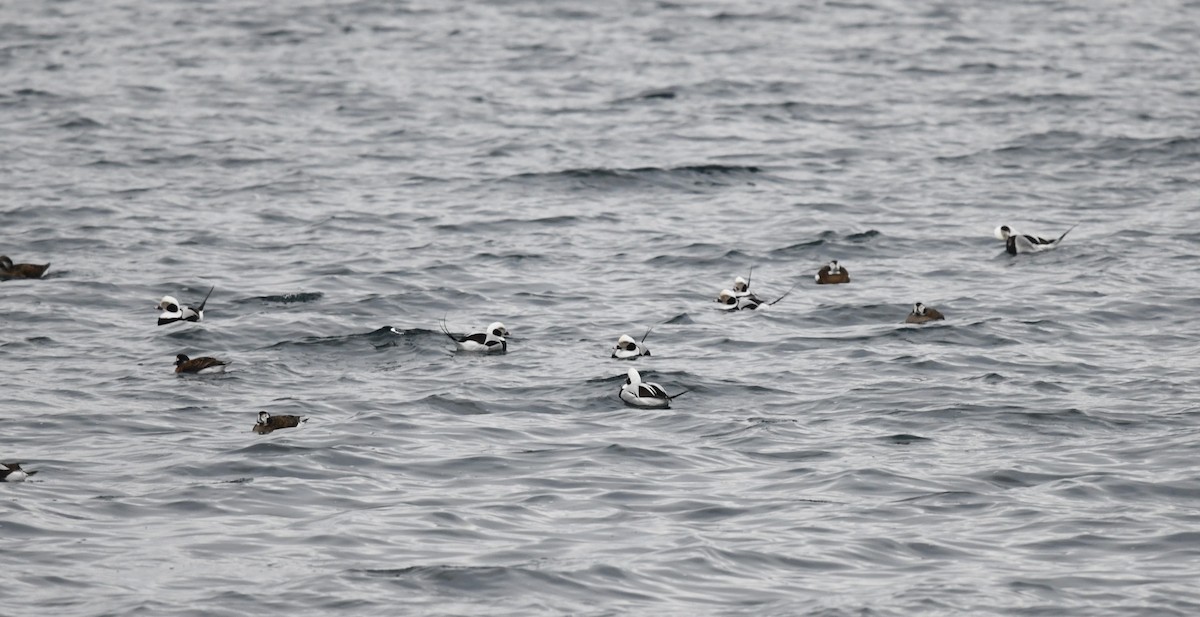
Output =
[
  {"x1": 716, "y1": 281, "x2": 795, "y2": 311},
  {"x1": 441, "y1": 320, "x2": 509, "y2": 353},
  {"x1": 619, "y1": 368, "x2": 686, "y2": 409},
  {"x1": 158, "y1": 286, "x2": 214, "y2": 326},
  {"x1": 612, "y1": 330, "x2": 652, "y2": 359},
  {"x1": 732, "y1": 267, "x2": 764, "y2": 302},
  {"x1": 994, "y1": 224, "x2": 1077, "y2": 255},
  {"x1": 0, "y1": 462, "x2": 37, "y2": 482}
]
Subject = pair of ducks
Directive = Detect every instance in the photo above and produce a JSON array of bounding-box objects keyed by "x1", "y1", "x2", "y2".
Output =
[
  {"x1": 715, "y1": 261, "x2": 847, "y2": 311},
  {"x1": 715, "y1": 256, "x2": 849, "y2": 309}
]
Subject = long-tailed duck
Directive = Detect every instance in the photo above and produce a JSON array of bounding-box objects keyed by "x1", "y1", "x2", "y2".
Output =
[
  {"x1": 441, "y1": 320, "x2": 509, "y2": 353},
  {"x1": 0, "y1": 462, "x2": 37, "y2": 482},
  {"x1": 815, "y1": 260, "x2": 850, "y2": 284},
  {"x1": 905, "y1": 302, "x2": 945, "y2": 324},
  {"x1": 612, "y1": 332, "x2": 651, "y2": 359},
  {"x1": 174, "y1": 353, "x2": 228, "y2": 374},
  {"x1": 252, "y1": 411, "x2": 307, "y2": 434},
  {"x1": 732, "y1": 268, "x2": 765, "y2": 301},
  {"x1": 0, "y1": 256, "x2": 50, "y2": 280},
  {"x1": 157, "y1": 286, "x2": 214, "y2": 326},
  {"x1": 994, "y1": 224, "x2": 1077, "y2": 255},
  {"x1": 619, "y1": 368, "x2": 685, "y2": 409},
  {"x1": 716, "y1": 281, "x2": 795, "y2": 311}
]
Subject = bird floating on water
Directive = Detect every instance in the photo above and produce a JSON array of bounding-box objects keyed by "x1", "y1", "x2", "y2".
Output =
[
  {"x1": 815, "y1": 260, "x2": 850, "y2": 284},
  {"x1": 174, "y1": 353, "x2": 228, "y2": 374},
  {"x1": 994, "y1": 224, "x2": 1077, "y2": 255},
  {"x1": 441, "y1": 320, "x2": 509, "y2": 353},
  {"x1": 157, "y1": 286, "x2": 214, "y2": 326},
  {"x1": 0, "y1": 462, "x2": 38, "y2": 482},
  {"x1": 253, "y1": 411, "x2": 307, "y2": 434},
  {"x1": 619, "y1": 368, "x2": 686, "y2": 409},
  {"x1": 0, "y1": 256, "x2": 50, "y2": 280},
  {"x1": 612, "y1": 330, "x2": 652, "y2": 359},
  {"x1": 905, "y1": 302, "x2": 945, "y2": 324}
]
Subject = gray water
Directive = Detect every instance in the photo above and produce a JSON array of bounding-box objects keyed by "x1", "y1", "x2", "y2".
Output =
[{"x1": 3, "y1": 0, "x2": 1200, "y2": 615}]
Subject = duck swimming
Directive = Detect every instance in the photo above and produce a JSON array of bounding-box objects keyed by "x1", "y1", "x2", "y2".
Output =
[
  {"x1": 0, "y1": 256, "x2": 50, "y2": 280},
  {"x1": 0, "y1": 462, "x2": 37, "y2": 482},
  {"x1": 157, "y1": 286, "x2": 214, "y2": 326},
  {"x1": 619, "y1": 368, "x2": 686, "y2": 409},
  {"x1": 905, "y1": 302, "x2": 945, "y2": 324},
  {"x1": 252, "y1": 411, "x2": 307, "y2": 434},
  {"x1": 174, "y1": 353, "x2": 228, "y2": 374},
  {"x1": 994, "y1": 224, "x2": 1077, "y2": 255},
  {"x1": 815, "y1": 260, "x2": 850, "y2": 284},
  {"x1": 441, "y1": 320, "x2": 509, "y2": 353},
  {"x1": 612, "y1": 332, "x2": 651, "y2": 359}
]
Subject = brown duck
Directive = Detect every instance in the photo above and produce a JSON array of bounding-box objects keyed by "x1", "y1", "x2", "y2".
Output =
[
  {"x1": 815, "y1": 260, "x2": 850, "y2": 284},
  {"x1": 253, "y1": 411, "x2": 307, "y2": 434},
  {"x1": 905, "y1": 302, "x2": 945, "y2": 324},
  {"x1": 174, "y1": 353, "x2": 228, "y2": 374},
  {"x1": 0, "y1": 256, "x2": 50, "y2": 280}
]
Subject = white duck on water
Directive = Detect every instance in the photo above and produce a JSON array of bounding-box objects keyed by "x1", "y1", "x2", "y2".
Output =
[{"x1": 619, "y1": 368, "x2": 686, "y2": 409}]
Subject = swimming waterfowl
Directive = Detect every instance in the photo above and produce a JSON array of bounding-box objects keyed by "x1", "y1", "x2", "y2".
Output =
[
  {"x1": 716, "y1": 281, "x2": 795, "y2": 311},
  {"x1": 174, "y1": 353, "x2": 228, "y2": 374},
  {"x1": 731, "y1": 268, "x2": 765, "y2": 301},
  {"x1": 994, "y1": 224, "x2": 1077, "y2": 255},
  {"x1": 441, "y1": 320, "x2": 509, "y2": 353},
  {"x1": 0, "y1": 462, "x2": 37, "y2": 482},
  {"x1": 0, "y1": 256, "x2": 50, "y2": 280},
  {"x1": 157, "y1": 286, "x2": 214, "y2": 326},
  {"x1": 717, "y1": 289, "x2": 761, "y2": 310},
  {"x1": 905, "y1": 302, "x2": 945, "y2": 324},
  {"x1": 815, "y1": 260, "x2": 850, "y2": 284},
  {"x1": 252, "y1": 411, "x2": 307, "y2": 434},
  {"x1": 612, "y1": 332, "x2": 651, "y2": 359},
  {"x1": 619, "y1": 368, "x2": 686, "y2": 409}
]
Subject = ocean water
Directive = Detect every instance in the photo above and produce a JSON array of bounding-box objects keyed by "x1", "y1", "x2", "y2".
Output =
[{"x1": 3, "y1": 0, "x2": 1200, "y2": 615}]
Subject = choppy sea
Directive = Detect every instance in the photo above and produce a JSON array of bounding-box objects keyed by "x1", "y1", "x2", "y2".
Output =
[{"x1": 3, "y1": 0, "x2": 1200, "y2": 615}]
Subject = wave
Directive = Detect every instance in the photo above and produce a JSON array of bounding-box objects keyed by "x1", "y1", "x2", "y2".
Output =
[{"x1": 498, "y1": 164, "x2": 774, "y2": 192}]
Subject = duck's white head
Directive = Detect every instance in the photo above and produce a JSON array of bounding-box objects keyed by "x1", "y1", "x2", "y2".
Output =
[
  {"x1": 733, "y1": 276, "x2": 749, "y2": 293},
  {"x1": 912, "y1": 302, "x2": 927, "y2": 315},
  {"x1": 625, "y1": 368, "x2": 641, "y2": 387},
  {"x1": 828, "y1": 260, "x2": 840, "y2": 274},
  {"x1": 994, "y1": 225, "x2": 1012, "y2": 240},
  {"x1": 487, "y1": 322, "x2": 509, "y2": 338},
  {"x1": 158, "y1": 295, "x2": 181, "y2": 312},
  {"x1": 717, "y1": 289, "x2": 738, "y2": 306},
  {"x1": 257, "y1": 411, "x2": 270, "y2": 425},
  {"x1": 616, "y1": 334, "x2": 637, "y2": 350}
]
